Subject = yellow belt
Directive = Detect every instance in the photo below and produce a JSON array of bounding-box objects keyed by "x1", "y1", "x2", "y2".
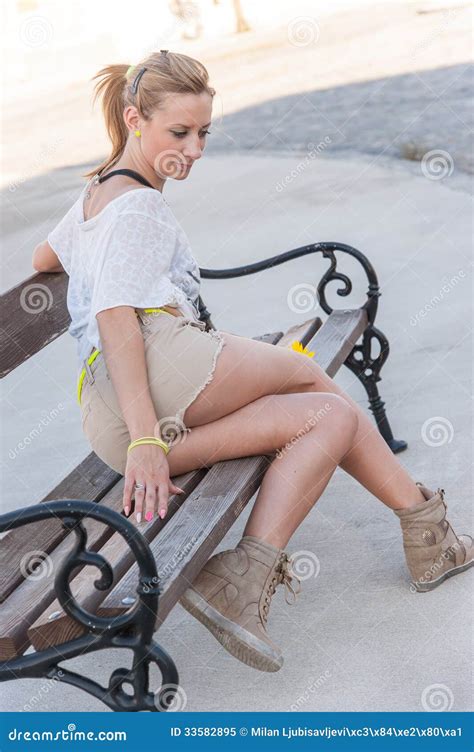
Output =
[{"x1": 77, "y1": 308, "x2": 171, "y2": 406}]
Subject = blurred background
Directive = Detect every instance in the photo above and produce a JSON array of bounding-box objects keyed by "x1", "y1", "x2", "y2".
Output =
[{"x1": 2, "y1": 0, "x2": 472, "y2": 196}]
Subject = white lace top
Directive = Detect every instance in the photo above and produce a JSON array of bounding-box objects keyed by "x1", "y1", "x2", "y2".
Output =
[{"x1": 47, "y1": 184, "x2": 203, "y2": 376}]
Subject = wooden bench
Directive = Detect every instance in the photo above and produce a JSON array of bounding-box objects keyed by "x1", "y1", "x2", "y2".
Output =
[{"x1": 0, "y1": 241, "x2": 406, "y2": 712}]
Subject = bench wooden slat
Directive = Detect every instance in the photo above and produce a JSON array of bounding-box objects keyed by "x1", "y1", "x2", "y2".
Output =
[
  {"x1": 1, "y1": 470, "x2": 204, "y2": 659},
  {"x1": 72, "y1": 455, "x2": 273, "y2": 630},
  {"x1": 305, "y1": 309, "x2": 368, "y2": 377},
  {"x1": 0, "y1": 454, "x2": 120, "y2": 603},
  {"x1": 276, "y1": 316, "x2": 323, "y2": 348},
  {"x1": 0, "y1": 272, "x2": 69, "y2": 378}
]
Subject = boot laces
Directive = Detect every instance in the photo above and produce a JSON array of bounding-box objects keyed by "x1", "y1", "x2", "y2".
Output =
[{"x1": 261, "y1": 552, "x2": 302, "y2": 624}]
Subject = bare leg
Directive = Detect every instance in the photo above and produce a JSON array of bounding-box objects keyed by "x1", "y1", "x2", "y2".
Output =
[
  {"x1": 242, "y1": 399, "x2": 359, "y2": 549},
  {"x1": 167, "y1": 392, "x2": 359, "y2": 549},
  {"x1": 339, "y1": 404, "x2": 425, "y2": 509},
  {"x1": 292, "y1": 368, "x2": 426, "y2": 511},
  {"x1": 180, "y1": 332, "x2": 426, "y2": 516}
]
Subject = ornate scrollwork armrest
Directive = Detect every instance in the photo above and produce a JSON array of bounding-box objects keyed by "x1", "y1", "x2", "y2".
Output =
[
  {"x1": 199, "y1": 241, "x2": 380, "y2": 324},
  {"x1": 0, "y1": 500, "x2": 179, "y2": 712}
]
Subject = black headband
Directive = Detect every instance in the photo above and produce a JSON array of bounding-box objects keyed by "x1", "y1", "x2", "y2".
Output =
[
  {"x1": 131, "y1": 67, "x2": 147, "y2": 95},
  {"x1": 130, "y1": 52, "x2": 169, "y2": 95}
]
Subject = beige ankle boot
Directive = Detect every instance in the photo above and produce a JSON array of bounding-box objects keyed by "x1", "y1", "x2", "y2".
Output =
[
  {"x1": 178, "y1": 535, "x2": 302, "y2": 672},
  {"x1": 394, "y1": 482, "x2": 474, "y2": 592}
]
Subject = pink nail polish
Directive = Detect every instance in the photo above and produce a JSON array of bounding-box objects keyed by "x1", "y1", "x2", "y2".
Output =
[
  {"x1": 124, "y1": 506, "x2": 130, "y2": 516},
  {"x1": 145, "y1": 511, "x2": 153, "y2": 522},
  {"x1": 159, "y1": 509, "x2": 166, "y2": 519}
]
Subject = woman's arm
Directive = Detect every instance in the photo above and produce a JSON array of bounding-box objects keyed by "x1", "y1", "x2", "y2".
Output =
[
  {"x1": 96, "y1": 306, "x2": 183, "y2": 521},
  {"x1": 32, "y1": 240, "x2": 64, "y2": 273},
  {"x1": 96, "y1": 306, "x2": 159, "y2": 440}
]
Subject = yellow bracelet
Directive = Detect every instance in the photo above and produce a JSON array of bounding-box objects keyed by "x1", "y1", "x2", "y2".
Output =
[
  {"x1": 127, "y1": 436, "x2": 170, "y2": 455},
  {"x1": 128, "y1": 437, "x2": 169, "y2": 455}
]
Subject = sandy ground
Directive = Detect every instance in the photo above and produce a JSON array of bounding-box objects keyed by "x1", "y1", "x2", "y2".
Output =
[{"x1": 1, "y1": 0, "x2": 472, "y2": 715}]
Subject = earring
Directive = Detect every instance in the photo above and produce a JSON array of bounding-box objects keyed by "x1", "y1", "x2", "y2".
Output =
[{"x1": 134, "y1": 129, "x2": 141, "y2": 138}]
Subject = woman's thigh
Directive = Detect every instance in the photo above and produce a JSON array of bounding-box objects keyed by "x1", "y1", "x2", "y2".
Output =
[{"x1": 183, "y1": 329, "x2": 326, "y2": 427}]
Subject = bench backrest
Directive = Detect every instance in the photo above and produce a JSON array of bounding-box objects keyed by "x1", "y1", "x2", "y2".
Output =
[{"x1": 1, "y1": 272, "x2": 70, "y2": 378}]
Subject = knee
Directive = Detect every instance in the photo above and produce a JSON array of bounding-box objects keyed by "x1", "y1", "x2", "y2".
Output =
[
  {"x1": 292, "y1": 357, "x2": 332, "y2": 391},
  {"x1": 321, "y1": 393, "x2": 359, "y2": 442}
]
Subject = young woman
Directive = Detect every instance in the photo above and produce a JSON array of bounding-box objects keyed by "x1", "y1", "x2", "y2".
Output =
[{"x1": 33, "y1": 50, "x2": 473, "y2": 673}]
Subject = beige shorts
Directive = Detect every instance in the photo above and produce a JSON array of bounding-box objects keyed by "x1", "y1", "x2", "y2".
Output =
[{"x1": 79, "y1": 309, "x2": 226, "y2": 475}]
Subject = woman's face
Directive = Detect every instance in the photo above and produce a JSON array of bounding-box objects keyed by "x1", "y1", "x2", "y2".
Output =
[{"x1": 140, "y1": 91, "x2": 213, "y2": 181}]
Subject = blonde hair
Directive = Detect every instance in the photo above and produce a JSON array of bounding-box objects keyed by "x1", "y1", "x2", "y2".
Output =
[{"x1": 83, "y1": 51, "x2": 216, "y2": 179}]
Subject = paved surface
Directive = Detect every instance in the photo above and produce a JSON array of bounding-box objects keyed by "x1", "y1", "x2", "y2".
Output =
[
  {"x1": 1, "y1": 148, "x2": 472, "y2": 712},
  {"x1": 209, "y1": 62, "x2": 473, "y2": 195}
]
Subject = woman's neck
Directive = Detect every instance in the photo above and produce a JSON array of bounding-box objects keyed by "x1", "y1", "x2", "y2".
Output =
[{"x1": 109, "y1": 155, "x2": 166, "y2": 194}]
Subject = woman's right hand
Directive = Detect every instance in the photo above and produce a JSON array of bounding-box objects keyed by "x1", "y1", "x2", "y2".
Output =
[{"x1": 122, "y1": 443, "x2": 184, "y2": 522}]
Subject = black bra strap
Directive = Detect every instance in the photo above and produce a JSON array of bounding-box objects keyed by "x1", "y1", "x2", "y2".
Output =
[{"x1": 97, "y1": 168, "x2": 155, "y2": 189}]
